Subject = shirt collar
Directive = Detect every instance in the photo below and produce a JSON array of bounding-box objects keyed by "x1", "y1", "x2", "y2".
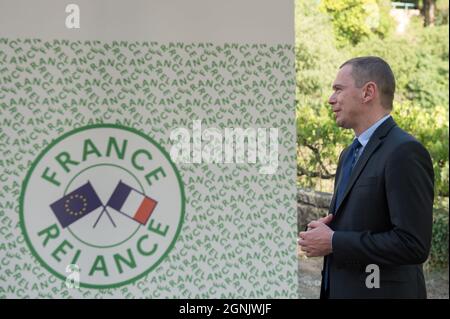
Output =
[{"x1": 356, "y1": 114, "x2": 391, "y2": 147}]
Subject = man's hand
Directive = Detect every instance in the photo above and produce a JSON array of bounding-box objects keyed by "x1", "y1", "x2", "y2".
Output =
[
  {"x1": 298, "y1": 215, "x2": 334, "y2": 257},
  {"x1": 306, "y1": 214, "x2": 333, "y2": 231}
]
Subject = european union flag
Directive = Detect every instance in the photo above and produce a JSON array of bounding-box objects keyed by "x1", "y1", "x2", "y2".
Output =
[{"x1": 50, "y1": 181, "x2": 103, "y2": 228}]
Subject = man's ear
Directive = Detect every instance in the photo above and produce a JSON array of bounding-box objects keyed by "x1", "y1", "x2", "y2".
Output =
[{"x1": 362, "y1": 81, "x2": 377, "y2": 104}]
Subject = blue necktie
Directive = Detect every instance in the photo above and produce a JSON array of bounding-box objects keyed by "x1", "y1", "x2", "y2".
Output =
[
  {"x1": 323, "y1": 138, "x2": 361, "y2": 295},
  {"x1": 334, "y1": 138, "x2": 362, "y2": 212}
]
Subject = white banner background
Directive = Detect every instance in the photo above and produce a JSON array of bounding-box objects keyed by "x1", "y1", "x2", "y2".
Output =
[{"x1": 0, "y1": 0, "x2": 296, "y2": 298}]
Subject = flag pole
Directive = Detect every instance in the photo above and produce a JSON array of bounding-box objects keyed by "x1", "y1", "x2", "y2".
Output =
[
  {"x1": 93, "y1": 206, "x2": 116, "y2": 228},
  {"x1": 103, "y1": 206, "x2": 117, "y2": 227}
]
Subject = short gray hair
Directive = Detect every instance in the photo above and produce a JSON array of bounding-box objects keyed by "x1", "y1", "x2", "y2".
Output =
[{"x1": 341, "y1": 56, "x2": 396, "y2": 110}]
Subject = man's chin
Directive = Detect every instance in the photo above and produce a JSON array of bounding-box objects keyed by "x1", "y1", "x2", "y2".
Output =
[
  {"x1": 335, "y1": 118, "x2": 344, "y2": 127},
  {"x1": 336, "y1": 120, "x2": 352, "y2": 130}
]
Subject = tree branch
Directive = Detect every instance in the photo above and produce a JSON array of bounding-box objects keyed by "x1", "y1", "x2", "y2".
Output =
[{"x1": 297, "y1": 165, "x2": 335, "y2": 179}]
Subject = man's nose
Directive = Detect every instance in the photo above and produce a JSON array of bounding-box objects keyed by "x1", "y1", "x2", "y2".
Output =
[{"x1": 328, "y1": 93, "x2": 336, "y2": 105}]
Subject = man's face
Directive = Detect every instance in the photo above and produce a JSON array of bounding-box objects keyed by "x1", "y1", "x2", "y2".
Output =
[{"x1": 328, "y1": 65, "x2": 364, "y2": 130}]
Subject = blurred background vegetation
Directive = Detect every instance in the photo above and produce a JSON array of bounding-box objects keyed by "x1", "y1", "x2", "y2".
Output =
[{"x1": 295, "y1": 0, "x2": 449, "y2": 270}]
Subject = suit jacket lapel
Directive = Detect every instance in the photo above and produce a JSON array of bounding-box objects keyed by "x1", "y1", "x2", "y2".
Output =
[
  {"x1": 329, "y1": 149, "x2": 347, "y2": 214},
  {"x1": 333, "y1": 117, "x2": 397, "y2": 216}
]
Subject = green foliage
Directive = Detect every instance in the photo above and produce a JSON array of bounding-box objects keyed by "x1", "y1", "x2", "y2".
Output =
[
  {"x1": 295, "y1": 0, "x2": 351, "y2": 190},
  {"x1": 295, "y1": 0, "x2": 343, "y2": 102},
  {"x1": 295, "y1": 0, "x2": 448, "y2": 270},
  {"x1": 297, "y1": 100, "x2": 450, "y2": 198},
  {"x1": 436, "y1": 0, "x2": 449, "y2": 25},
  {"x1": 428, "y1": 198, "x2": 449, "y2": 269},
  {"x1": 295, "y1": 0, "x2": 449, "y2": 276},
  {"x1": 320, "y1": 0, "x2": 395, "y2": 46},
  {"x1": 393, "y1": 102, "x2": 449, "y2": 197},
  {"x1": 297, "y1": 103, "x2": 352, "y2": 190},
  {"x1": 351, "y1": 25, "x2": 449, "y2": 109},
  {"x1": 373, "y1": 0, "x2": 397, "y2": 39},
  {"x1": 320, "y1": 0, "x2": 374, "y2": 45}
]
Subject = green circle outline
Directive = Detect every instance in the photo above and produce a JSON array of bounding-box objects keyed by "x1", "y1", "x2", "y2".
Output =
[
  {"x1": 19, "y1": 124, "x2": 186, "y2": 290},
  {"x1": 65, "y1": 163, "x2": 143, "y2": 249}
]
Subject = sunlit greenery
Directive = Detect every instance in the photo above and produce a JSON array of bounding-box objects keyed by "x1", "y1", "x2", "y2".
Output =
[
  {"x1": 295, "y1": 0, "x2": 449, "y2": 268},
  {"x1": 320, "y1": 0, "x2": 395, "y2": 46}
]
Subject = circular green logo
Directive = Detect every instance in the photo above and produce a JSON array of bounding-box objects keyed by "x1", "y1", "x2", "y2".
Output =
[{"x1": 20, "y1": 124, "x2": 185, "y2": 289}]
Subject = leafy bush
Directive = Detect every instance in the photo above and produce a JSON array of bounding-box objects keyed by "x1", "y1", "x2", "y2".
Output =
[
  {"x1": 320, "y1": 0, "x2": 395, "y2": 46},
  {"x1": 373, "y1": 0, "x2": 397, "y2": 38},
  {"x1": 351, "y1": 25, "x2": 449, "y2": 109},
  {"x1": 295, "y1": 0, "x2": 352, "y2": 190},
  {"x1": 297, "y1": 101, "x2": 449, "y2": 198},
  {"x1": 393, "y1": 102, "x2": 449, "y2": 197},
  {"x1": 436, "y1": 0, "x2": 449, "y2": 26},
  {"x1": 428, "y1": 198, "x2": 449, "y2": 269},
  {"x1": 295, "y1": 0, "x2": 343, "y2": 101},
  {"x1": 297, "y1": 103, "x2": 352, "y2": 190}
]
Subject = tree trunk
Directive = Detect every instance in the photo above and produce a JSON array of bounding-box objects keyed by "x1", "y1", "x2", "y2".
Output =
[{"x1": 423, "y1": 0, "x2": 436, "y2": 26}]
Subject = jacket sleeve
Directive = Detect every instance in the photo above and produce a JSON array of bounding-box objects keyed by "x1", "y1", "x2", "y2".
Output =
[{"x1": 332, "y1": 141, "x2": 434, "y2": 266}]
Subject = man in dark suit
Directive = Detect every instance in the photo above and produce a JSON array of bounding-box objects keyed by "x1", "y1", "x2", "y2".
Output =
[{"x1": 298, "y1": 56, "x2": 434, "y2": 299}]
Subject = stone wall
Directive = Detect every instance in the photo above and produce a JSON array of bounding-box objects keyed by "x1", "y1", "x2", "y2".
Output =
[{"x1": 297, "y1": 188, "x2": 332, "y2": 232}]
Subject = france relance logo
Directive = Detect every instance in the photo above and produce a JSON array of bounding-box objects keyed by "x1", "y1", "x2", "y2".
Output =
[{"x1": 19, "y1": 124, "x2": 185, "y2": 289}]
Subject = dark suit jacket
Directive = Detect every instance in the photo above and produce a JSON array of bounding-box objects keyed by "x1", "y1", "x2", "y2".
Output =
[{"x1": 321, "y1": 117, "x2": 434, "y2": 299}]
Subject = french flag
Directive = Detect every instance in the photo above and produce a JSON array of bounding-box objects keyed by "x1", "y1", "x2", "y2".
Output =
[{"x1": 106, "y1": 181, "x2": 158, "y2": 225}]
